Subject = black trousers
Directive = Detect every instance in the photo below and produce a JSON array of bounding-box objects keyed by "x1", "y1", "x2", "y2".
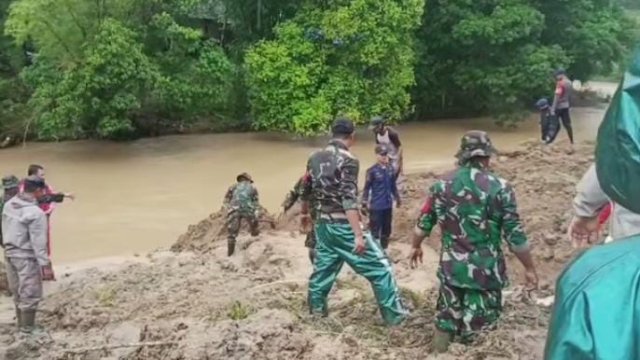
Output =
[
  {"x1": 555, "y1": 108, "x2": 574, "y2": 144},
  {"x1": 370, "y1": 208, "x2": 392, "y2": 249}
]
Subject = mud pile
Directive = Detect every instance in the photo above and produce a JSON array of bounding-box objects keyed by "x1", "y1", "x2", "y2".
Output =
[
  {"x1": 0, "y1": 140, "x2": 593, "y2": 360},
  {"x1": 170, "y1": 206, "x2": 283, "y2": 253}
]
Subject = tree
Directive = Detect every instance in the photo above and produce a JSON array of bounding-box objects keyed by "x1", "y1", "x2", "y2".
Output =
[
  {"x1": 413, "y1": 0, "x2": 567, "y2": 122},
  {"x1": 5, "y1": 0, "x2": 233, "y2": 140},
  {"x1": 537, "y1": 0, "x2": 636, "y2": 80},
  {"x1": 246, "y1": 0, "x2": 424, "y2": 135}
]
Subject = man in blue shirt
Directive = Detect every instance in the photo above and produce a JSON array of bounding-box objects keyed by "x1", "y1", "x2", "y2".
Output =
[{"x1": 362, "y1": 145, "x2": 401, "y2": 249}]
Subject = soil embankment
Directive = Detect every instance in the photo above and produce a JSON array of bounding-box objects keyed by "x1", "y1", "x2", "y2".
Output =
[{"x1": 0, "y1": 139, "x2": 593, "y2": 359}]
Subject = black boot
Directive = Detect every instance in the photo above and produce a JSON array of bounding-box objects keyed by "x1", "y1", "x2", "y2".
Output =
[{"x1": 227, "y1": 239, "x2": 236, "y2": 257}]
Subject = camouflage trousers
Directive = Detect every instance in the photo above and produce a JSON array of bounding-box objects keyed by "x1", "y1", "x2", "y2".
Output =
[
  {"x1": 5, "y1": 257, "x2": 43, "y2": 311},
  {"x1": 436, "y1": 282, "x2": 502, "y2": 341},
  {"x1": 227, "y1": 211, "x2": 259, "y2": 245}
]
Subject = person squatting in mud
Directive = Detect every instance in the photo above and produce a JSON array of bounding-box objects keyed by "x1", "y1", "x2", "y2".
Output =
[
  {"x1": 535, "y1": 98, "x2": 560, "y2": 145},
  {"x1": 3, "y1": 176, "x2": 55, "y2": 337},
  {"x1": 223, "y1": 172, "x2": 261, "y2": 256},
  {"x1": 300, "y1": 117, "x2": 407, "y2": 325},
  {"x1": 282, "y1": 173, "x2": 316, "y2": 264},
  {"x1": 409, "y1": 130, "x2": 539, "y2": 352},
  {"x1": 362, "y1": 144, "x2": 401, "y2": 250}
]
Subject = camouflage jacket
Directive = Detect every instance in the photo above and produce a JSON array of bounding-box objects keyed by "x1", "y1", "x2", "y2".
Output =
[
  {"x1": 282, "y1": 175, "x2": 317, "y2": 217},
  {"x1": 224, "y1": 181, "x2": 259, "y2": 215},
  {"x1": 417, "y1": 163, "x2": 528, "y2": 290},
  {"x1": 301, "y1": 140, "x2": 359, "y2": 217}
]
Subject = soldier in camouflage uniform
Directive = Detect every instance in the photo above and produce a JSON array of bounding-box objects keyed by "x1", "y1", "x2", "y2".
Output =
[
  {"x1": 223, "y1": 173, "x2": 260, "y2": 256},
  {"x1": 282, "y1": 174, "x2": 316, "y2": 264},
  {"x1": 410, "y1": 130, "x2": 539, "y2": 352},
  {"x1": 300, "y1": 118, "x2": 407, "y2": 326}
]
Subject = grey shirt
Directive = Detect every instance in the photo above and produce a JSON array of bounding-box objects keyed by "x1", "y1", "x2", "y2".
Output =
[
  {"x1": 573, "y1": 164, "x2": 640, "y2": 240},
  {"x1": 2, "y1": 194, "x2": 49, "y2": 266}
]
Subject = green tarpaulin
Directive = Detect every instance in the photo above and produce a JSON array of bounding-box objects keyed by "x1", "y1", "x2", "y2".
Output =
[{"x1": 596, "y1": 48, "x2": 640, "y2": 213}]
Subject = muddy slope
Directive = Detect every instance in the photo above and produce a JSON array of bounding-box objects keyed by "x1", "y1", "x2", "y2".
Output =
[{"x1": 0, "y1": 140, "x2": 592, "y2": 360}]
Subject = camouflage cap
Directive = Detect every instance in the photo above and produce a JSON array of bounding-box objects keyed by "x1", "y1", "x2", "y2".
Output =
[
  {"x1": 2, "y1": 175, "x2": 19, "y2": 190},
  {"x1": 455, "y1": 130, "x2": 497, "y2": 163},
  {"x1": 236, "y1": 172, "x2": 253, "y2": 183}
]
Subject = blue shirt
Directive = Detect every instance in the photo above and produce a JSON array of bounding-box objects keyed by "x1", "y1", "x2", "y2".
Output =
[{"x1": 362, "y1": 163, "x2": 399, "y2": 210}]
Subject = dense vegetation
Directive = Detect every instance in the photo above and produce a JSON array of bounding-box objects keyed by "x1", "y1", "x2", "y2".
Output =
[{"x1": 0, "y1": 0, "x2": 637, "y2": 141}]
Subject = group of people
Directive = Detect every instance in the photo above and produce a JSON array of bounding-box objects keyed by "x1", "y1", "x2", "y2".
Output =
[
  {"x1": 226, "y1": 117, "x2": 405, "y2": 262},
  {"x1": 222, "y1": 116, "x2": 540, "y2": 353},
  {"x1": 1, "y1": 165, "x2": 72, "y2": 337},
  {"x1": 536, "y1": 69, "x2": 575, "y2": 147}
]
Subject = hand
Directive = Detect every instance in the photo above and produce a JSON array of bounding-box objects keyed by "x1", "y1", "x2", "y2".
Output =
[
  {"x1": 353, "y1": 234, "x2": 366, "y2": 255},
  {"x1": 524, "y1": 269, "x2": 539, "y2": 291},
  {"x1": 41, "y1": 264, "x2": 56, "y2": 281},
  {"x1": 300, "y1": 214, "x2": 312, "y2": 234},
  {"x1": 409, "y1": 246, "x2": 423, "y2": 268},
  {"x1": 64, "y1": 193, "x2": 75, "y2": 201},
  {"x1": 568, "y1": 216, "x2": 600, "y2": 248}
]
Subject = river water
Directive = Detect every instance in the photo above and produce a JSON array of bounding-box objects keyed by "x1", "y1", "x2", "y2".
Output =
[{"x1": 0, "y1": 106, "x2": 608, "y2": 262}]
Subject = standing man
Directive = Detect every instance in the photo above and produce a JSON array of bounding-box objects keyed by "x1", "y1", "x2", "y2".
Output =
[
  {"x1": 21, "y1": 164, "x2": 74, "y2": 256},
  {"x1": 0, "y1": 176, "x2": 20, "y2": 247},
  {"x1": 409, "y1": 131, "x2": 538, "y2": 352},
  {"x1": 301, "y1": 117, "x2": 407, "y2": 326},
  {"x1": 370, "y1": 116, "x2": 404, "y2": 189},
  {"x1": 282, "y1": 173, "x2": 316, "y2": 264},
  {"x1": 362, "y1": 144, "x2": 401, "y2": 250},
  {"x1": 3, "y1": 176, "x2": 55, "y2": 335},
  {"x1": 223, "y1": 172, "x2": 260, "y2": 256},
  {"x1": 550, "y1": 69, "x2": 574, "y2": 148}
]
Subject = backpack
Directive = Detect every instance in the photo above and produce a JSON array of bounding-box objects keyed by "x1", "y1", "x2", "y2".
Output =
[{"x1": 596, "y1": 47, "x2": 640, "y2": 213}]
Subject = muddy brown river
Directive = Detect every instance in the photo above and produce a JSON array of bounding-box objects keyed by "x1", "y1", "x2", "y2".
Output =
[{"x1": 0, "y1": 106, "x2": 608, "y2": 262}]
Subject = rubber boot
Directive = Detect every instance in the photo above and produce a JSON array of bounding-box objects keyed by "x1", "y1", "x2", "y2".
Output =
[
  {"x1": 19, "y1": 309, "x2": 36, "y2": 334},
  {"x1": 227, "y1": 239, "x2": 236, "y2": 257},
  {"x1": 432, "y1": 328, "x2": 452, "y2": 353}
]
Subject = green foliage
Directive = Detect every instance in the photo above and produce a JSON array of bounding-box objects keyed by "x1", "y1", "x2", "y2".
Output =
[
  {"x1": 0, "y1": 0, "x2": 637, "y2": 141},
  {"x1": 246, "y1": 0, "x2": 424, "y2": 135},
  {"x1": 413, "y1": 0, "x2": 633, "y2": 123},
  {"x1": 5, "y1": 0, "x2": 233, "y2": 140},
  {"x1": 227, "y1": 300, "x2": 253, "y2": 320},
  {"x1": 414, "y1": 0, "x2": 567, "y2": 121},
  {"x1": 538, "y1": 0, "x2": 636, "y2": 81}
]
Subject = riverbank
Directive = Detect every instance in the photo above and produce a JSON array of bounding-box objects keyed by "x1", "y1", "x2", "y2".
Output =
[{"x1": 0, "y1": 138, "x2": 593, "y2": 359}]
